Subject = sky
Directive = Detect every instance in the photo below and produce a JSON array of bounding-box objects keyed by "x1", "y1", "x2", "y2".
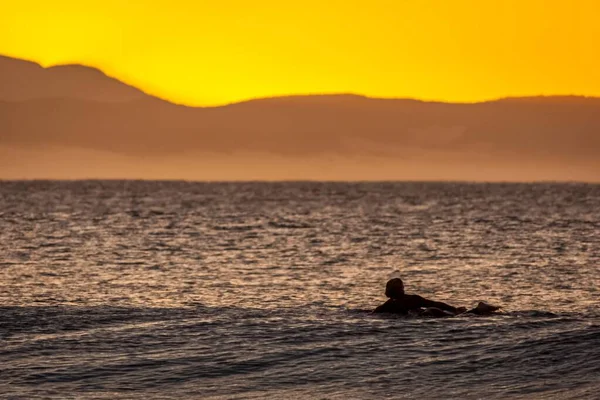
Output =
[{"x1": 1, "y1": 0, "x2": 599, "y2": 106}]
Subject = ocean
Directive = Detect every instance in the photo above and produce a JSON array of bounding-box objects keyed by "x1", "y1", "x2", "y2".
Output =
[{"x1": 1, "y1": 181, "x2": 599, "y2": 399}]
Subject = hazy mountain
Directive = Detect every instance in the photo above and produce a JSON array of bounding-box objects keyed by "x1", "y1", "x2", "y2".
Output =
[
  {"x1": 0, "y1": 55, "x2": 598, "y2": 181},
  {"x1": 0, "y1": 55, "x2": 145, "y2": 102}
]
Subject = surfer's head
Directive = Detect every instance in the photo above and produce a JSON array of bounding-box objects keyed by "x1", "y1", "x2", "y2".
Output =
[{"x1": 385, "y1": 278, "x2": 404, "y2": 299}]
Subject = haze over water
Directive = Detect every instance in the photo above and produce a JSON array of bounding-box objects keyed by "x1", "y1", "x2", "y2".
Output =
[{"x1": 1, "y1": 181, "x2": 599, "y2": 399}]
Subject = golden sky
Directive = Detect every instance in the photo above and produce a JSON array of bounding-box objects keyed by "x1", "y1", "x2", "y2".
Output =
[{"x1": 1, "y1": 0, "x2": 599, "y2": 106}]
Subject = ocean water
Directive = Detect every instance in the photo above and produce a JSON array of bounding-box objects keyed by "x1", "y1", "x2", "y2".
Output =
[{"x1": 1, "y1": 181, "x2": 599, "y2": 399}]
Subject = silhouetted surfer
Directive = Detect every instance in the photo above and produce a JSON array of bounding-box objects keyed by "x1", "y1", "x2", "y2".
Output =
[
  {"x1": 374, "y1": 278, "x2": 465, "y2": 316},
  {"x1": 374, "y1": 278, "x2": 500, "y2": 316}
]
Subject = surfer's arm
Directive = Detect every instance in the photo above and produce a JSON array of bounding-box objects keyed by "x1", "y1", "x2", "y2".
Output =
[{"x1": 416, "y1": 296, "x2": 459, "y2": 313}]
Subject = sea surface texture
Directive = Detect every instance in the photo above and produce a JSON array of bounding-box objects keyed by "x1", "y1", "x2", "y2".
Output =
[{"x1": 1, "y1": 181, "x2": 599, "y2": 399}]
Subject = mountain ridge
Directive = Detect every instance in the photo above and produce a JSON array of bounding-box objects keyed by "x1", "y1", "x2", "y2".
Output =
[
  {"x1": 2, "y1": 54, "x2": 599, "y2": 106},
  {"x1": 0, "y1": 54, "x2": 146, "y2": 102},
  {"x1": 1, "y1": 54, "x2": 598, "y2": 181}
]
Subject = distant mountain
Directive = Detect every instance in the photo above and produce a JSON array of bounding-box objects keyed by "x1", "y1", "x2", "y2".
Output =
[
  {"x1": 0, "y1": 55, "x2": 598, "y2": 181},
  {"x1": 0, "y1": 55, "x2": 145, "y2": 102}
]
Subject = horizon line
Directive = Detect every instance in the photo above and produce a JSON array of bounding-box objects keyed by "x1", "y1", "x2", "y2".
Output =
[{"x1": 1, "y1": 178, "x2": 598, "y2": 185}]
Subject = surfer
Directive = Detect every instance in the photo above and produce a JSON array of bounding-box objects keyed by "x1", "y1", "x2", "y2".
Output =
[
  {"x1": 373, "y1": 278, "x2": 500, "y2": 316},
  {"x1": 374, "y1": 278, "x2": 465, "y2": 316}
]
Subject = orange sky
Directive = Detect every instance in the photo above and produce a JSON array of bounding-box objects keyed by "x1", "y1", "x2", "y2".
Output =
[{"x1": 1, "y1": 0, "x2": 599, "y2": 106}]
